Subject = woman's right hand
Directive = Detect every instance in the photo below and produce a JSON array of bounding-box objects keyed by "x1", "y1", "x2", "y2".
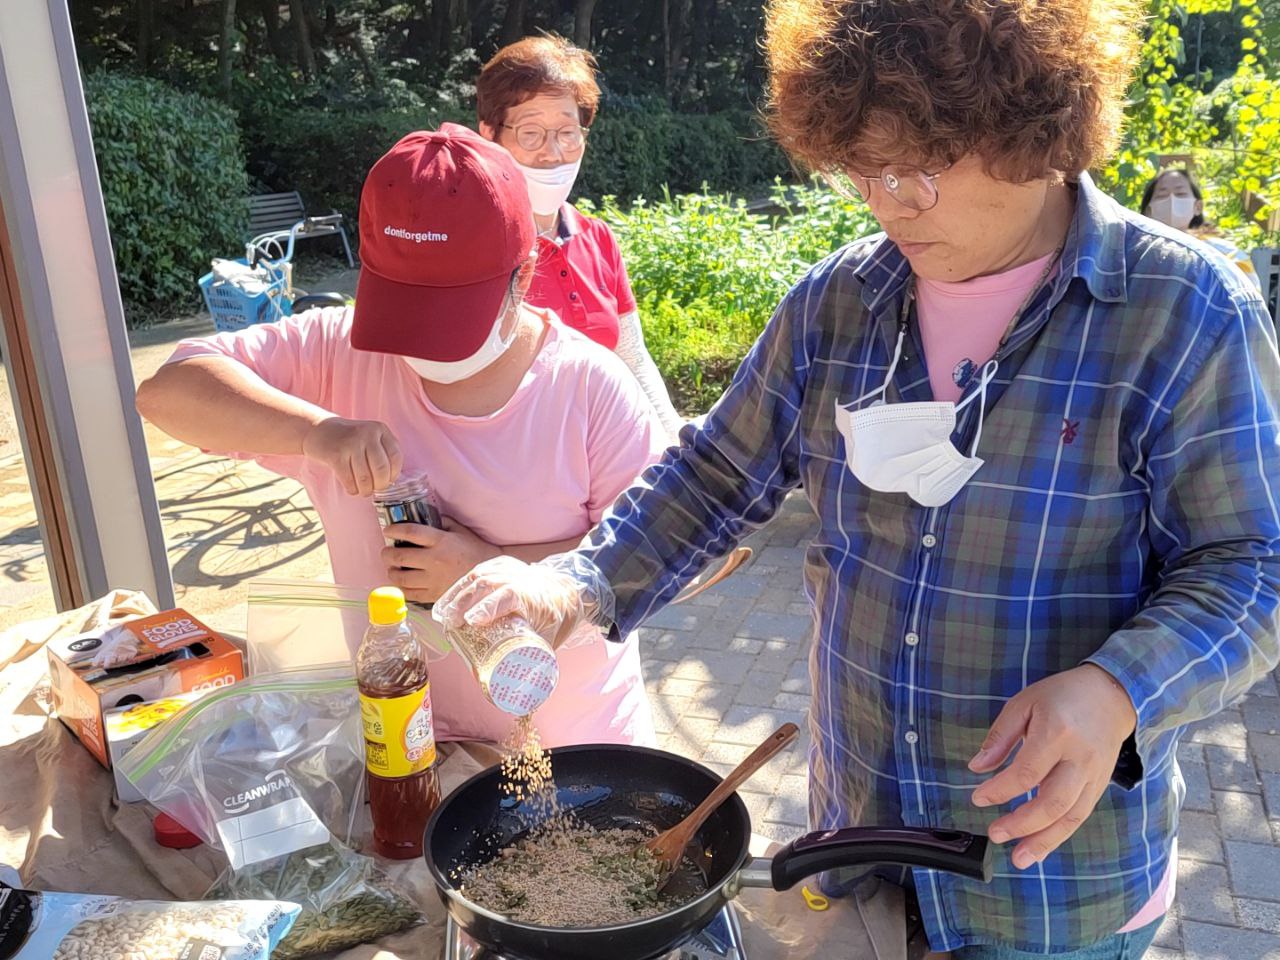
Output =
[
  {"x1": 302, "y1": 417, "x2": 403, "y2": 497},
  {"x1": 434, "y1": 556, "x2": 591, "y2": 649}
]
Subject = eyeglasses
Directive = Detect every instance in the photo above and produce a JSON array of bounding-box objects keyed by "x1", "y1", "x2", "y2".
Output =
[
  {"x1": 499, "y1": 122, "x2": 588, "y2": 154},
  {"x1": 826, "y1": 164, "x2": 949, "y2": 212}
]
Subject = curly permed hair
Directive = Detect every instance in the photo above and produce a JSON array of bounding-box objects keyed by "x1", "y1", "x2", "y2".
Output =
[{"x1": 765, "y1": 0, "x2": 1143, "y2": 183}]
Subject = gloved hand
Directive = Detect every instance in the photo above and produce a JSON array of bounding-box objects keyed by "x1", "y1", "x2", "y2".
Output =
[{"x1": 434, "y1": 553, "x2": 615, "y2": 650}]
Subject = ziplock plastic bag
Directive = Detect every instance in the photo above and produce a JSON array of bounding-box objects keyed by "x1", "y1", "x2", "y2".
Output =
[
  {"x1": 0, "y1": 879, "x2": 298, "y2": 960},
  {"x1": 206, "y1": 846, "x2": 423, "y2": 958},
  {"x1": 245, "y1": 578, "x2": 447, "y2": 675},
  {"x1": 118, "y1": 664, "x2": 426, "y2": 958}
]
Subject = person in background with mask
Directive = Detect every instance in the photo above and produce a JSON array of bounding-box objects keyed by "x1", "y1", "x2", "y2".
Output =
[
  {"x1": 475, "y1": 35, "x2": 685, "y2": 440},
  {"x1": 1140, "y1": 167, "x2": 1262, "y2": 290},
  {"x1": 437, "y1": 1, "x2": 1280, "y2": 956},
  {"x1": 134, "y1": 125, "x2": 664, "y2": 749}
]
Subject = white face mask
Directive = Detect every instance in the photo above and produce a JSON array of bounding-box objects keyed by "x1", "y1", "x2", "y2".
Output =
[
  {"x1": 402, "y1": 297, "x2": 518, "y2": 384},
  {"x1": 1149, "y1": 195, "x2": 1197, "y2": 230},
  {"x1": 834, "y1": 327, "x2": 999, "y2": 508},
  {"x1": 514, "y1": 158, "x2": 582, "y2": 217}
]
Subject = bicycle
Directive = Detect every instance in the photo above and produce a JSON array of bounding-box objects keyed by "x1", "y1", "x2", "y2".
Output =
[{"x1": 199, "y1": 216, "x2": 349, "y2": 333}]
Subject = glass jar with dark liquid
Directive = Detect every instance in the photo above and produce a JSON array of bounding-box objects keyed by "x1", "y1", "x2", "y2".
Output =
[
  {"x1": 374, "y1": 476, "x2": 442, "y2": 610},
  {"x1": 373, "y1": 476, "x2": 442, "y2": 546}
]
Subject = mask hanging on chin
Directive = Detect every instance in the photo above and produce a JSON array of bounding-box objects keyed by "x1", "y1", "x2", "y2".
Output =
[
  {"x1": 514, "y1": 158, "x2": 583, "y2": 217},
  {"x1": 402, "y1": 301, "x2": 518, "y2": 384},
  {"x1": 1149, "y1": 195, "x2": 1198, "y2": 230}
]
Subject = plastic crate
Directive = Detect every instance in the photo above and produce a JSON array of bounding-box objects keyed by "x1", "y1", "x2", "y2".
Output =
[{"x1": 198, "y1": 263, "x2": 293, "y2": 333}]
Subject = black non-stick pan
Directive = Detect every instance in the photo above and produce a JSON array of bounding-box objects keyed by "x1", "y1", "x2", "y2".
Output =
[{"x1": 425, "y1": 744, "x2": 991, "y2": 960}]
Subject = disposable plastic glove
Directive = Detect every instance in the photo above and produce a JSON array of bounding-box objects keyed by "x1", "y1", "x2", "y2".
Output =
[{"x1": 433, "y1": 553, "x2": 616, "y2": 650}]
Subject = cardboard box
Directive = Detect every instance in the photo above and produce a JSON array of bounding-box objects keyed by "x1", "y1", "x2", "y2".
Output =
[
  {"x1": 47, "y1": 609, "x2": 244, "y2": 768},
  {"x1": 104, "y1": 690, "x2": 211, "y2": 802}
]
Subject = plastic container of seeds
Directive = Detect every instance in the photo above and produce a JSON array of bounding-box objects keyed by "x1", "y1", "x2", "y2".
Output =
[{"x1": 441, "y1": 615, "x2": 559, "y2": 717}]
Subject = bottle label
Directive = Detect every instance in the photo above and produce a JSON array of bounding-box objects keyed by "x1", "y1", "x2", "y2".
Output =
[
  {"x1": 360, "y1": 684, "x2": 437, "y2": 778},
  {"x1": 486, "y1": 644, "x2": 559, "y2": 716}
]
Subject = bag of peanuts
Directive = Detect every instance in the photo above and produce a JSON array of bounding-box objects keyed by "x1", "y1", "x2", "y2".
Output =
[{"x1": 0, "y1": 879, "x2": 299, "y2": 959}]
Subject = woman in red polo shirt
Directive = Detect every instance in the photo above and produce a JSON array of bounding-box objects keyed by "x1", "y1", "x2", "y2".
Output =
[{"x1": 477, "y1": 36, "x2": 684, "y2": 439}]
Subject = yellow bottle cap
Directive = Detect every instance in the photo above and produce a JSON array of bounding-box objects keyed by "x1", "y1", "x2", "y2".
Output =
[
  {"x1": 801, "y1": 885, "x2": 830, "y2": 911},
  {"x1": 368, "y1": 586, "x2": 407, "y2": 625}
]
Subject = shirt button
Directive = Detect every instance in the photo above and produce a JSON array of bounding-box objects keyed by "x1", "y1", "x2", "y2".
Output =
[
  {"x1": 560, "y1": 270, "x2": 568, "y2": 277},
  {"x1": 921, "y1": 534, "x2": 937, "y2": 548},
  {"x1": 569, "y1": 292, "x2": 578, "y2": 301},
  {"x1": 905, "y1": 632, "x2": 919, "y2": 647},
  {"x1": 905, "y1": 731, "x2": 919, "y2": 745}
]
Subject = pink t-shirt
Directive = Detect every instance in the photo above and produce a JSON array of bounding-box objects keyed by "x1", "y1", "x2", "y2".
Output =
[
  {"x1": 916, "y1": 252, "x2": 1058, "y2": 402},
  {"x1": 167, "y1": 306, "x2": 665, "y2": 748},
  {"x1": 917, "y1": 258, "x2": 1175, "y2": 933}
]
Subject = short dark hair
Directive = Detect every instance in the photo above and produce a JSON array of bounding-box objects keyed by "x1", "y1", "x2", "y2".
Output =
[
  {"x1": 1140, "y1": 168, "x2": 1207, "y2": 229},
  {"x1": 476, "y1": 35, "x2": 601, "y2": 130}
]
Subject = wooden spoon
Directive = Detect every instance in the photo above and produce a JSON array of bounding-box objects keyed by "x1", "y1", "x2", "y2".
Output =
[{"x1": 644, "y1": 721, "x2": 800, "y2": 886}]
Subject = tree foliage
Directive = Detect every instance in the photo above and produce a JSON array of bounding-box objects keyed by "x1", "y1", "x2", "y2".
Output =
[
  {"x1": 71, "y1": 0, "x2": 1277, "y2": 329},
  {"x1": 84, "y1": 72, "x2": 249, "y2": 315},
  {"x1": 1099, "y1": 0, "x2": 1279, "y2": 244},
  {"x1": 69, "y1": 0, "x2": 769, "y2": 111}
]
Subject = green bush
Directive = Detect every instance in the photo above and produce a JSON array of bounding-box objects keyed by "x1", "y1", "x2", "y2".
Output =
[
  {"x1": 588, "y1": 182, "x2": 880, "y2": 411},
  {"x1": 237, "y1": 95, "x2": 790, "y2": 242},
  {"x1": 577, "y1": 97, "x2": 791, "y2": 202},
  {"x1": 85, "y1": 71, "x2": 249, "y2": 317},
  {"x1": 240, "y1": 102, "x2": 470, "y2": 227},
  {"x1": 641, "y1": 296, "x2": 764, "y2": 413}
]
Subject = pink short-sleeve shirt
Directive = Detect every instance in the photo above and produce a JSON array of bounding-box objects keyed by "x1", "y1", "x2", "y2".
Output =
[{"x1": 166, "y1": 305, "x2": 664, "y2": 747}]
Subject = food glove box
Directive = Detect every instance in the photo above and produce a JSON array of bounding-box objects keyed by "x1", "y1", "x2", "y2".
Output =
[
  {"x1": 47, "y1": 609, "x2": 244, "y2": 767},
  {"x1": 104, "y1": 690, "x2": 213, "y2": 802}
]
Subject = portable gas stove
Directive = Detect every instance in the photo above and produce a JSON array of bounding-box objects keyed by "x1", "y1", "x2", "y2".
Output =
[{"x1": 445, "y1": 902, "x2": 746, "y2": 960}]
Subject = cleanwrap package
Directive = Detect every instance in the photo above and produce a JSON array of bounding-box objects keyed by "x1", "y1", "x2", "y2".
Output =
[
  {"x1": 244, "y1": 578, "x2": 447, "y2": 675},
  {"x1": 118, "y1": 664, "x2": 425, "y2": 957},
  {"x1": 0, "y1": 880, "x2": 298, "y2": 959}
]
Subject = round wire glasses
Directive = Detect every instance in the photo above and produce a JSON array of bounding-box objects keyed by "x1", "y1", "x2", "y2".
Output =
[
  {"x1": 825, "y1": 164, "x2": 948, "y2": 212},
  {"x1": 499, "y1": 122, "x2": 588, "y2": 154}
]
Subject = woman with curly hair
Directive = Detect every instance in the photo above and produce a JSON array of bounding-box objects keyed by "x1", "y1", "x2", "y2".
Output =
[{"x1": 438, "y1": 3, "x2": 1280, "y2": 956}]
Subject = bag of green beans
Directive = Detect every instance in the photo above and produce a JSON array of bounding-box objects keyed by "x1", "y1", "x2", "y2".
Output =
[
  {"x1": 121, "y1": 665, "x2": 426, "y2": 957},
  {"x1": 207, "y1": 842, "x2": 423, "y2": 959}
]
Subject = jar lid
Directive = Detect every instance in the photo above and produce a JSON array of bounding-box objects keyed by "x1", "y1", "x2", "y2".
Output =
[
  {"x1": 372, "y1": 475, "x2": 429, "y2": 503},
  {"x1": 154, "y1": 812, "x2": 202, "y2": 849},
  {"x1": 487, "y1": 644, "x2": 559, "y2": 716}
]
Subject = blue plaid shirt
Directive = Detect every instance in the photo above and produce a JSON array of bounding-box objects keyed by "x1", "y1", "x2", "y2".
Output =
[{"x1": 572, "y1": 175, "x2": 1280, "y2": 951}]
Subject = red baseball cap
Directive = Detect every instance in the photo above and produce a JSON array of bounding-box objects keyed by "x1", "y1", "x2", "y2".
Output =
[{"x1": 351, "y1": 123, "x2": 536, "y2": 361}]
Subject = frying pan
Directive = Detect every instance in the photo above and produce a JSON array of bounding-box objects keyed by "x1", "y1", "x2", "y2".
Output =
[{"x1": 425, "y1": 744, "x2": 991, "y2": 960}]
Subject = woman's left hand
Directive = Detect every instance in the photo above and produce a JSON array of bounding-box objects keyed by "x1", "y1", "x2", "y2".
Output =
[
  {"x1": 382, "y1": 517, "x2": 502, "y2": 604},
  {"x1": 969, "y1": 664, "x2": 1138, "y2": 869}
]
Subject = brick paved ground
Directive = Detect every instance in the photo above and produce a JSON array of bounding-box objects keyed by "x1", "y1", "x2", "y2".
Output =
[{"x1": 1, "y1": 292, "x2": 1278, "y2": 956}]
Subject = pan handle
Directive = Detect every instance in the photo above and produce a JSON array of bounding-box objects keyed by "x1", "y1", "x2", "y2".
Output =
[{"x1": 739, "y1": 827, "x2": 992, "y2": 891}]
